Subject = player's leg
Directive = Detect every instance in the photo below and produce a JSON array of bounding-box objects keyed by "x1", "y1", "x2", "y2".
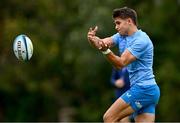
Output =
[
  {"x1": 135, "y1": 85, "x2": 160, "y2": 122},
  {"x1": 103, "y1": 85, "x2": 138, "y2": 122},
  {"x1": 134, "y1": 103, "x2": 157, "y2": 122},
  {"x1": 119, "y1": 116, "x2": 131, "y2": 122},
  {"x1": 103, "y1": 98, "x2": 134, "y2": 122},
  {"x1": 120, "y1": 113, "x2": 134, "y2": 122},
  {"x1": 103, "y1": 84, "x2": 160, "y2": 122},
  {"x1": 135, "y1": 113, "x2": 155, "y2": 122}
]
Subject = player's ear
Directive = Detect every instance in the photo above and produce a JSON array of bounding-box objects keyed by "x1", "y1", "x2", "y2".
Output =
[{"x1": 126, "y1": 18, "x2": 133, "y2": 25}]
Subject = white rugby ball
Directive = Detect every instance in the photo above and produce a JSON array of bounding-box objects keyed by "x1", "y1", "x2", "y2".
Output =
[{"x1": 13, "y1": 34, "x2": 33, "y2": 61}]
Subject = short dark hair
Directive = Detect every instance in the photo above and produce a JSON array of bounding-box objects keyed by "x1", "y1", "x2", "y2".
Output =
[{"x1": 112, "y1": 7, "x2": 138, "y2": 26}]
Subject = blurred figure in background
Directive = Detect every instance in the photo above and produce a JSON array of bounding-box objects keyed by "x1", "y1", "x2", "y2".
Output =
[{"x1": 110, "y1": 67, "x2": 130, "y2": 100}]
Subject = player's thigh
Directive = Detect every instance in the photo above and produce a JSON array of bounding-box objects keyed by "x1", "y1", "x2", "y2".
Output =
[
  {"x1": 103, "y1": 98, "x2": 134, "y2": 121},
  {"x1": 119, "y1": 116, "x2": 131, "y2": 122},
  {"x1": 134, "y1": 103, "x2": 156, "y2": 122},
  {"x1": 135, "y1": 113, "x2": 155, "y2": 122},
  {"x1": 122, "y1": 84, "x2": 160, "y2": 112}
]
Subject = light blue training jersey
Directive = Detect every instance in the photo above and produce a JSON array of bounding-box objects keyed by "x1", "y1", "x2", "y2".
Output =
[{"x1": 112, "y1": 29, "x2": 156, "y2": 86}]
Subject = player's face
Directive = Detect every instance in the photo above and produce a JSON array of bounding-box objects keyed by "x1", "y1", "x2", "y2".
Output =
[{"x1": 114, "y1": 17, "x2": 130, "y2": 36}]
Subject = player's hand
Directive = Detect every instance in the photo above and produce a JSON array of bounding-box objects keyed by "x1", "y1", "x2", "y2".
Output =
[
  {"x1": 87, "y1": 26, "x2": 98, "y2": 42},
  {"x1": 88, "y1": 26, "x2": 98, "y2": 36},
  {"x1": 98, "y1": 40, "x2": 109, "y2": 51},
  {"x1": 87, "y1": 26, "x2": 102, "y2": 49},
  {"x1": 115, "y1": 79, "x2": 125, "y2": 88},
  {"x1": 87, "y1": 26, "x2": 109, "y2": 50}
]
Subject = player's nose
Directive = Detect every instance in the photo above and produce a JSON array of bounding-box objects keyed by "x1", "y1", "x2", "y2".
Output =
[{"x1": 115, "y1": 25, "x2": 118, "y2": 30}]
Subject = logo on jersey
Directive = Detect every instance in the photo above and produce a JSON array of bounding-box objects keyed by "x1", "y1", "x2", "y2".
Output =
[
  {"x1": 126, "y1": 92, "x2": 131, "y2": 98},
  {"x1": 135, "y1": 101, "x2": 142, "y2": 109}
]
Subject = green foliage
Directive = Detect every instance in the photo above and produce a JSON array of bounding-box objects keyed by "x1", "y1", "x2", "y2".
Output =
[{"x1": 0, "y1": 0, "x2": 180, "y2": 121}]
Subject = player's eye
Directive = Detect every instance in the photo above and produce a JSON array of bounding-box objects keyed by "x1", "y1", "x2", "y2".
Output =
[{"x1": 115, "y1": 22, "x2": 121, "y2": 25}]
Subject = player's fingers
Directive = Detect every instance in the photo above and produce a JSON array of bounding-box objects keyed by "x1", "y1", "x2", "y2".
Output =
[
  {"x1": 98, "y1": 41, "x2": 109, "y2": 51},
  {"x1": 88, "y1": 32, "x2": 95, "y2": 37},
  {"x1": 102, "y1": 41, "x2": 108, "y2": 47},
  {"x1": 99, "y1": 41, "x2": 102, "y2": 45},
  {"x1": 94, "y1": 26, "x2": 98, "y2": 32},
  {"x1": 101, "y1": 41, "x2": 106, "y2": 47},
  {"x1": 98, "y1": 41, "x2": 104, "y2": 49},
  {"x1": 87, "y1": 34, "x2": 93, "y2": 39},
  {"x1": 98, "y1": 41, "x2": 102, "y2": 49},
  {"x1": 89, "y1": 27, "x2": 92, "y2": 31},
  {"x1": 88, "y1": 28, "x2": 94, "y2": 35}
]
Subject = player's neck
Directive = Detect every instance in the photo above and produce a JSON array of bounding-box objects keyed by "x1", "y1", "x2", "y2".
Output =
[{"x1": 128, "y1": 26, "x2": 138, "y2": 36}]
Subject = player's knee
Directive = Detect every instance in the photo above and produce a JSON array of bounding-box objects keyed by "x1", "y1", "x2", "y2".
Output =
[
  {"x1": 103, "y1": 113, "x2": 111, "y2": 122},
  {"x1": 120, "y1": 116, "x2": 131, "y2": 122},
  {"x1": 103, "y1": 112, "x2": 108, "y2": 122},
  {"x1": 135, "y1": 113, "x2": 155, "y2": 122},
  {"x1": 103, "y1": 112, "x2": 116, "y2": 122}
]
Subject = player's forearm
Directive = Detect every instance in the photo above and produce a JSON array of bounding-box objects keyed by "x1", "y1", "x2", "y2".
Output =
[{"x1": 104, "y1": 51, "x2": 125, "y2": 70}]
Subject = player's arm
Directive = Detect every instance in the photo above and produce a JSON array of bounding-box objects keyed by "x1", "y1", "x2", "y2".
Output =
[
  {"x1": 87, "y1": 27, "x2": 135, "y2": 68},
  {"x1": 103, "y1": 49, "x2": 136, "y2": 69}
]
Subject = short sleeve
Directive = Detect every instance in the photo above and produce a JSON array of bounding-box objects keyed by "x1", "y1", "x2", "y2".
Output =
[
  {"x1": 127, "y1": 39, "x2": 148, "y2": 59},
  {"x1": 112, "y1": 33, "x2": 120, "y2": 46}
]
